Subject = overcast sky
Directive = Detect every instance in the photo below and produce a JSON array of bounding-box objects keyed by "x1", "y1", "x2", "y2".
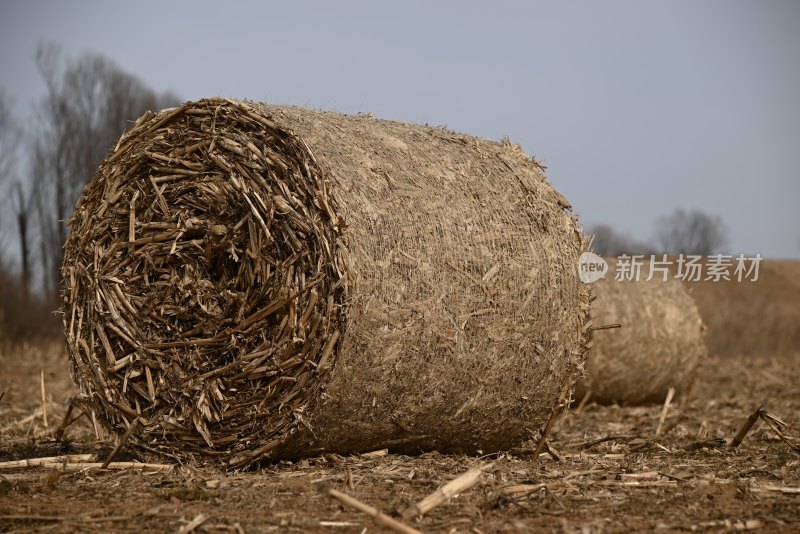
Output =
[{"x1": 1, "y1": 0, "x2": 798, "y2": 258}]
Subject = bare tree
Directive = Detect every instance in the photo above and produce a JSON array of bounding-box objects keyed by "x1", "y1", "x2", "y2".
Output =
[
  {"x1": 0, "y1": 91, "x2": 31, "y2": 299},
  {"x1": 589, "y1": 223, "x2": 653, "y2": 257},
  {"x1": 0, "y1": 91, "x2": 47, "y2": 336},
  {"x1": 655, "y1": 209, "x2": 728, "y2": 255},
  {"x1": 12, "y1": 182, "x2": 33, "y2": 299},
  {"x1": 0, "y1": 90, "x2": 17, "y2": 184},
  {"x1": 31, "y1": 44, "x2": 180, "y2": 297}
]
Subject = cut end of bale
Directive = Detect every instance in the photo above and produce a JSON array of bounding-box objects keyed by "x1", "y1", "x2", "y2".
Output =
[{"x1": 64, "y1": 99, "x2": 344, "y2": 465}]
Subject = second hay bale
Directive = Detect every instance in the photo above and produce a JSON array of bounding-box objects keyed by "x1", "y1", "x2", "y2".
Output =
[{"x1": 578, "y1": 265, "x2": 707, "y2": 405}]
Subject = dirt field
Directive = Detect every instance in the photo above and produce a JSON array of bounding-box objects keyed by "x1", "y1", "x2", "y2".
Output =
[
  {"x1": 1, "y1": 337, "x2": 798, "y2": 533},
  {"x1": 685, "y1": 259, "x2": 800, "y2": 359}
]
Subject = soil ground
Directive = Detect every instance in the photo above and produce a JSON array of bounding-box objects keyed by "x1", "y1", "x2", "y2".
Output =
[
  {"x1": 1, "y1": 341, "x2": 798, "y2": 533},
  {"x1": 683, "y1": 259, "x2": 800, "y2": 359}
]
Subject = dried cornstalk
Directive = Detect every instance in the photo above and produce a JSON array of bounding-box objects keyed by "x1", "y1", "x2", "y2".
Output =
[
  {"x1": 403, "y1": 462, "x2": 494, "y2": 519},
  {"x1": 327, "y1": 488, "x2": 422, "y2": 534}
]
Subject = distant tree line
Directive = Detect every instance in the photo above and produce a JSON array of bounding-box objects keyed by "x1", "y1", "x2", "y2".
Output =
[
  {"x1": 0, "y1": 43, "x2": 732, "y2": 342},
  {"x1": 0, "y1": 44, "x2": 180, "y2": 341},
  {"x1": 589, "y1": 209, "x2": 728, "y2": 257}
]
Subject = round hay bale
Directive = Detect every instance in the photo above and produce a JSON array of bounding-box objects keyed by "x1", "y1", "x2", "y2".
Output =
[
  {"x1": 577, "y1": 264, "x2": 706, "y2": 405},
  {"x1": 62, "y1": 98, "x2": 591, "y2": 467}
]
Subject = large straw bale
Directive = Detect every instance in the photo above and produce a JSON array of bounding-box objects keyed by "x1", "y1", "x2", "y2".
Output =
[{"x1": 62, "y1": 98, "x2": 591, "y2": 467}]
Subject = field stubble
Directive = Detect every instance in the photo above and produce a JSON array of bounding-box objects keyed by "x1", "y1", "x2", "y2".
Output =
[{"x1": 1, "y1": 337, "x2": 798, "y2": 532}]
